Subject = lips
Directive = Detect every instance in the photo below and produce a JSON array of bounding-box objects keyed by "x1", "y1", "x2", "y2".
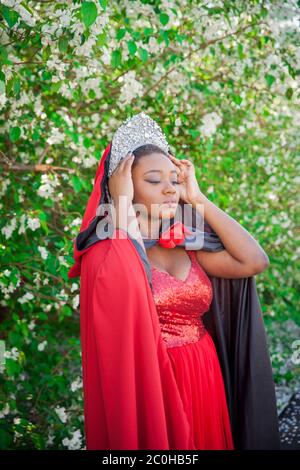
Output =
[{"x1": 162, "y1": 199, "x2": 177, "y2": 204}]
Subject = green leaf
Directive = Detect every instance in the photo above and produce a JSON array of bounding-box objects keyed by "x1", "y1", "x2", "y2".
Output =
[
  {"x1": 88, "y1": 88, "x2": 96, "y2": 99},
  {"x1": 160, "y1": 29, "x2": 170, "y2": 46},
  {"x1": 96, "y1": 32, "x2": 106, "y2": 47},
  {"x1": 9, "y1": 126, "x2": 21, "y2": 142},
  {"x1": 237, "y1": 43, "x2": 244, "y2": 59},
  {"x1": 40, "y1": 219, "x2": 49, "y2": 235},
  {"x1": 98, "y1": 0, "x2": 107, "y2": 11},
  {"x1": 159, "y1": 13, "x2": 169, "y2": 26},
  {"x1": 232, "y1": 94, "x2": 243, "y2": 105},
  {"x1": 138, "y1": 47, "x2": 148, "y2": 62},
  {"x1": 111, "y1": 49, "x2": 122, "y2": 68},
  {"x1": 39, "y1": 211, "x2": 47, "y2": 222},
  {"x1": 0, "y1": 80, "x2": 5, "y2": 94},
  {"x1": 0, "y1": 5, "x2": 19, "y2": 28},
  {"x1": 13, "y1": 76, "x2": 21, "y2": 95},
  {"x1": 43, "y1": 198, "x2": 54, "y2": 208},
  {"x1": 5, "y1": 358, "x2": 21, "y2": 376},
  {"x1": 58, "y1": 37, "x2": 68, "y2": 53},
  {"x1": 38, "y1": 312, "x2": 48, "y2": 321},
  {"x1": 71, "y1": 175, "x2": 83, "y2": 193},
  {"x1": 83, "y1": 136, "x2": 92, "y2": 148},
  {"x1": 127, "y1": 40, "x2": 137, "y2": 56},
  {"x1": 0, "y1": 46, "x2": 8, "y2": 62},
  {"x1": 50, "y1": 81, "x2": 62, "y2": 94},
  {"x1": 81, "y1": 1, "x2": 98, "y2": 28},
  {"x1": 143, "y1": 28, "x2": 153, "y2": 37},
  {"x1": 32, "y1": 129, "x2": 40, "y2": 141},
  {"x1": 0, "y1": 429, "x2": 13, "y2": 449},
  {"x1": 61, "y1": 305, "x2": 73, "y2": 317},
  {"x1": 116, "y1": 28, "x2": 126, "y2": 41},
  {"x1": 60, "y1": 266, "x2": 69, "y2": 282},
  {"x1": 42, "y1": 45, "x2": 51, "y2": 61},
  {"x1": 285, "y1": 87, "x2": 293, "y2": 100},
  {"x1": 265, "y1": 74, "x2": 276, "y2": 87}
]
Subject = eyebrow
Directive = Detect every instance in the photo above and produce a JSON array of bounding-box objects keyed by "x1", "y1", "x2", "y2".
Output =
[{"x1": 143, "y1": 170, "x2": 178, "y2": 175}]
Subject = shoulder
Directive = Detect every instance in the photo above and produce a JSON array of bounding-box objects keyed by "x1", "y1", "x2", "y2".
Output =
[
  {"x1": 81, "y1": 229, "x2": 144, "y2": 279},
  {"x1": 81, "y1": 238, "x2": 112, "y2": 279}
]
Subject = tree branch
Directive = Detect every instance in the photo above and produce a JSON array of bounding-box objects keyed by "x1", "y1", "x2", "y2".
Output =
[{"x1": 1, "y1": 163, "x2": 75, "y2": 173}]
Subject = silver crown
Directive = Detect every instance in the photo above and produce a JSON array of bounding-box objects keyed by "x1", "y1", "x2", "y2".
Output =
[{"x1": 108, "y1": 112, "x2": 170, "y2": 178}]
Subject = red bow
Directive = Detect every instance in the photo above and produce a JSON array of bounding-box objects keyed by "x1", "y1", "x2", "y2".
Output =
[{"x1": 158, "y1": 221, "x2": 193, "y2": 249}]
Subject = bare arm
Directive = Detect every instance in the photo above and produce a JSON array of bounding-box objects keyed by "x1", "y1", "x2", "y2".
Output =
[{"x1": 191, "y1": 194, "x2": 269, "y2": 278}]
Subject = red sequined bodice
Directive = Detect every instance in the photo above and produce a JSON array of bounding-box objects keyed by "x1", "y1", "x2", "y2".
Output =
[{"x1": 151, "y1": 250, "x2": 213, "y2": 348}]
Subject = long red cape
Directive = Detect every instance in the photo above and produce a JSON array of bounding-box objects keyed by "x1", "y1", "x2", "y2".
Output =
[{"x1": 68, "y1": 142, "x2": 281, "y2": 450}]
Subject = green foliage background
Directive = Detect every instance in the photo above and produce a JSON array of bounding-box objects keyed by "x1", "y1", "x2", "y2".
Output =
[{"x1": 0, "y1": 0, "x2": 299, "y2": 449}]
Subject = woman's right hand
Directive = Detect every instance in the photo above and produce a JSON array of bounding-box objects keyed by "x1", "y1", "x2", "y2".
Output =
[{"x1": 108, "y1": 151, "x2": 135, "y2": 206}]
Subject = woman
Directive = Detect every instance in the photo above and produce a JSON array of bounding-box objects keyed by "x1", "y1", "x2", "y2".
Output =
[{"x1": 68, "y1": 113, "x2": 280, "y2": 450}]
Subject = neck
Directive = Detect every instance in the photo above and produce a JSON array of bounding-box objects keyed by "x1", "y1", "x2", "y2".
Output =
[{"x1": 137, "y1": 213, "x2": 161, "y2": 240}]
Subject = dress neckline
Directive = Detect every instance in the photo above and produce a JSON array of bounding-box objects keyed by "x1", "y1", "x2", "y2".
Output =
[{"x1": 151, "y1": 250, "x2": 195, "y2": 283}]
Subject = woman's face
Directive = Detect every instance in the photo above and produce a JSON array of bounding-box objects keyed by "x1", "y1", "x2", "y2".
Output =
[{"x1": 131, "y1": 152, "x2": 181, "y2": 221}]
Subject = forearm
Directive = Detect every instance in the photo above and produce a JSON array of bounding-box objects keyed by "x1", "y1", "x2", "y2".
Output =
[
  {"x1": 113, "y1": 198, "x2": 146, "y2": 254},
  {"x1": 190, "y1": 193, "x2": 269, "y2": 266}
]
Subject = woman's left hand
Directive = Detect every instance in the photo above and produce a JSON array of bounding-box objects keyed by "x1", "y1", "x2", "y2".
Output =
[{"x1": 168, "y1": 153, "x2": 203, "y2": 205}]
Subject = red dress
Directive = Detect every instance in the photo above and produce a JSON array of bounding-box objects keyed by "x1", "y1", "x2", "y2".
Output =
[{"x1": 151, "y1": 249, "x2": 234, "y2": 450}]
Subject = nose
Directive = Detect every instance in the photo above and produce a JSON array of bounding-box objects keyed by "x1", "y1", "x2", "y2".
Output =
[{"x1": 163, "y1": 180, "x2": 177, "y2": 194}]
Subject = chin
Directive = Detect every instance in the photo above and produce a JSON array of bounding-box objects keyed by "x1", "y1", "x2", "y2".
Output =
[{"x1": 159, "y1": 207, "x2": 178, "y2": 219}]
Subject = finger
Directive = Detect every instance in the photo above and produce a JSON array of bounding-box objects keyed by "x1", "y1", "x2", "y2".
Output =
[
  {"x1": 124, "y1": 153, "x2": 135, "y2": 170},
  {"x1": 169, "y1": 154, "x2": 180, "y2": 161},
  {"x1": 125, "y1": 152, "x2": 135, "y2": 163},
  {"x1": 171, "y1": 157, "x2": 186, "y2": 166},
  {"x1": 117, "y1": 152, "x2": 133, "y2": 171},
  {"x1": 169, "y1": 156, "x2": 183, "y2": 166}
]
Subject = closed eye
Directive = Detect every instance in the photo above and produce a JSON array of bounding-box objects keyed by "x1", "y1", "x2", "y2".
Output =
[{"x1": 146, "y1": 181, "x2": 180, "y2": 185}]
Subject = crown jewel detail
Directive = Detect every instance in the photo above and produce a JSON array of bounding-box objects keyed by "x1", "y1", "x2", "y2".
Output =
[{"x1": 109, "y1": 112, "x2": 170, "y2": 178}]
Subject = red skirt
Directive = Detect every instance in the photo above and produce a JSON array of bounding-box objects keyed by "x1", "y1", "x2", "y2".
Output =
[{"x1": 166, "y1": 331, "x2": 235, "y2": 450}]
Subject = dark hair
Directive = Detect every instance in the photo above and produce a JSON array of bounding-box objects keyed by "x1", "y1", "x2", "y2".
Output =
[{"x1": 131, "y1": 144, "x2": 169, "y2": 171}]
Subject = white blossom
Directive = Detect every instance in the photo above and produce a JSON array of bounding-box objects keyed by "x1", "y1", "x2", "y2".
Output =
[
  {"x1": 199, "y1": 112, "x2": 223, "y2": 138},
  {"x1": 72, "y1": 294, "x2": 79, "y2": 309},
  {"x1": 0, "y1": 92, "x2": 7, "y2": 110},
  {"x1": 71, "y1": 377, "x2": 82, "y2": 392},
  {"x1": 38, "y1": 246, "x2": 48, "y2": 260},
  {"x1": 18, "y1": 214, "x2": 26, "y2": 234},
  {"x1": 0, "y1": 278, "x2": 21, "y2": 299},
  {"x1": 46, "y1": 430, "x2": 55, "y2": 446},
  {"x1": 62, "y1": 429, "x2": 83, "y2": 450},
  {"x1": 4, "y1": 347, "x2": 20, "y2": 361},
  {"x1": 119, "y1": 71, "x2": 144, "y2": 105},
  {"x1": 37, "y1": 173, "x2": 60, "y2": 199},
  {"x1": 1, "y1": 217, "x2": 17, "y2": 239},
  {"x1": 70, "y1": 218, "x2": 82, "y2": 227},
  {"x1": 37, "y1": 340, "x2": 47, "y2": 352},
  {"x1": 27, "y1": 217, "x2": 41, "y2": 231},
  {"x1": 54, "y1": 406, "x2": 68, "y2": 424},
  {"x1": 46, "y1": 127, "x2": 65, "y2": 145},
  {"x1": 18, "y1": 292, "x2": 34, "y2": 304},
  {"x1": 71, "y1": 283, "x2": 78, "y2": 292},
  {"x1": 28, "y1": 320, "x2": 36, "y2": 331},
  {"x1": 0, "y1": 403, "x2": 10, "y2": 418}
]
